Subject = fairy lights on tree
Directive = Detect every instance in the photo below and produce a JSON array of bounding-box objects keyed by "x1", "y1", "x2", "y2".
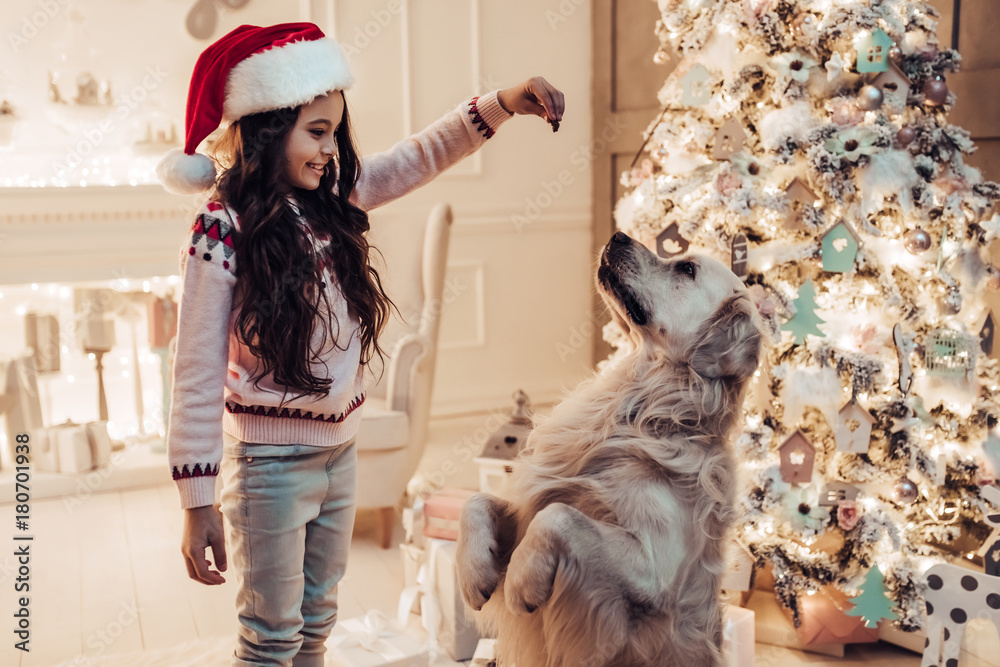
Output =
[{"x1": 611, "y1": 0, "x2": 1000, "y2": 631}]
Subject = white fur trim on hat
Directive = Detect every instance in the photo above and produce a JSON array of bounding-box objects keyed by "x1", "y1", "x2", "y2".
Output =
[
  {"x1": 156, "y1": 148, "x2": 217, "y2": 195},
  {"x1": 223, "y1": 37, "x2": 354, "y2": 120}
]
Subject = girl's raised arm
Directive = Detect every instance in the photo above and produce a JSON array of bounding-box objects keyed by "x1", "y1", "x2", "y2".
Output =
[{"x1": 350, "y1": 77, "x2": 564, "y2": 211}]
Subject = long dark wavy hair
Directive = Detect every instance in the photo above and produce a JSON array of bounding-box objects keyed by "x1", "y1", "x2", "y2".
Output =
[{"x1": 211, "y1": 95, "x2": 395, "y2": 407}]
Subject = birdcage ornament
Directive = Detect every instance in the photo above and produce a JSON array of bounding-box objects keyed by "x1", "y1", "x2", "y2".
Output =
[{"x1": 924, "y1": 328, "x2": 974, "y2": 377}]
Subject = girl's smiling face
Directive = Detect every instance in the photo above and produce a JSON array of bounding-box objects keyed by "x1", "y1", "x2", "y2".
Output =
[{"x1": 282, "y1": 91, "x2": 344, "y2": 190}]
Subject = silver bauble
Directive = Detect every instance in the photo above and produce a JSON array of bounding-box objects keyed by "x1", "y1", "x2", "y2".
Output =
[
  {"x1": 889, "y1": 45, "x2": 903, "y2": 64},
  {"x1": 893, "y1": 477, "x2": 919, "y2": 504},
  {"x1": 857, "y1": 84, "x2": 884, "y2": 111},
  {"x1": 903, "y1": 227, "x2": 932, "y2": 254}
]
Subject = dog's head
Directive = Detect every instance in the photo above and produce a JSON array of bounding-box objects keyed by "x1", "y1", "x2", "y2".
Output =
[{"x1": 597, "y1": 232, "x2": 763, "y2": 381}]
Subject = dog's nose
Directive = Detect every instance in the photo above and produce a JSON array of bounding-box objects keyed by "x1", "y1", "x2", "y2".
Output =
[{"x1": 611, "y1": 231, "x2": 631, "y2": 245}]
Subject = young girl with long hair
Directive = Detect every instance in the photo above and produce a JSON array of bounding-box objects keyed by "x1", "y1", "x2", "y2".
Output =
[{"x1": 157, "y1": 22, "x2": 564, "y2": 667}]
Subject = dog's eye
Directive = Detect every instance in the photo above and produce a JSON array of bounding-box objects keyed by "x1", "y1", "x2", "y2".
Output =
[{"x1": 676, "y1": 261, "x2": 697, "y2": 278}]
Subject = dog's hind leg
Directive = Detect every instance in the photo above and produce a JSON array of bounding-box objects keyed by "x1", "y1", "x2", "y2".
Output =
[{"x1": 457, "y1": 493, "x2": 518, "y2": 611}]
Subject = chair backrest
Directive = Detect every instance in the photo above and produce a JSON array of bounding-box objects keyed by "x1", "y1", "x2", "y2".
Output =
[{"x1": 365, "y1": 203, "x2": 453, "y2": 408}]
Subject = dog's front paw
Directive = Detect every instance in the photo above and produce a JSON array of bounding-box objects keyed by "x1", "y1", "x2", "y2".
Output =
[
  {"x1": 504, "y1": 514, "x2": 562, "y2": 616},
  {"x1": 456, "y1": 495, "x2": 506, "y2": 610}
]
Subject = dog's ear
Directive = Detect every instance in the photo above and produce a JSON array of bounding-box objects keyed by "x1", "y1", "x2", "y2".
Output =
[{"x1": 688, "y1": 294, "x2": 762, "y2": 380}]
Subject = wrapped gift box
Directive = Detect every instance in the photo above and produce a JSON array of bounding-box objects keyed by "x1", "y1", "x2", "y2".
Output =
[
  {"x1": 746, "y1": 590, "x2": 845, "y2": 658},
  {"x1": 783, "y1": 584, "x2": 878, "y2": 647},
  {"x1": 470, "y1": 638, "x2": 496, "y2": 666},
  {"x1": 423, "y1": 487, "x2": 475, "y2": 541},
  {"x1": 722, "y1": 605, "x2": 754, "y2": 667},
  {"x1": 431, "y1": 537, "x2": 482, "y2": 661},
  {"x1": 397, "y1": 537, "x2": 482, "y2": 662},
  {"x1": 53, "y1": 424, "x2": 93, "y2": 474},
  {"x1": 327, "y1": 612, "x2": 430, "y2": 667}
]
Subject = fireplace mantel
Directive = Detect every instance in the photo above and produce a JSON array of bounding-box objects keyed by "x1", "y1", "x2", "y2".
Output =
[{"x1": 0, "y1": 185, "x2": 194, "y2": 285}]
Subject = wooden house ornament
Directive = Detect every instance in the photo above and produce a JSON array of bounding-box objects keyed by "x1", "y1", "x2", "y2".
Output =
[
  {"x1": 857, "y1": 28, "x2": 892, "y2": 73},
  {"x1": 681, "y1": 63, "x2": 712, "y2": 106},
  {"x1": 819, "y1": 481, "x2": 861, "y2": 506},
  {"x1": 835, "y1": 399, "x2": 876, "y2": 453},
  {"x1": 656, "y1": 222, "x2": 690, "y2": 259},
  {"x1": 720, "y1": 540, "x2": 755, "y2": 592},
  {"x1": 821, "y1": 220, "x2": 861, "y2": 273},
  {"x1": 981, "y1": 310, "x2": 997, "y2": 359},
  {"x1": 778, "y1": 430, "x2": 816, "y2": 485},
  {"x1": 872, "y1": 63, "x2": 911, "y2": 114},
  {"x1": 712, "y1": 118, "x2": 747, "y2": 161},
  {"x1": 784, "y1": 177, "x2": 818, "y2": 230},
  {"x1": 731, "y1": 232, "x2": 749, "y2": 280}
]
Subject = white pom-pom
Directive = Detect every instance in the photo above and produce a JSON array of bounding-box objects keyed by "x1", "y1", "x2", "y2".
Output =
[{"x1": 155, "y1": 148, "x2": 217, "y2": 195}]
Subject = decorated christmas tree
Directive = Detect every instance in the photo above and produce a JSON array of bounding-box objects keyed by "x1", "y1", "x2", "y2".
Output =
[{"x1": 610, "y1": 0, "x2": 1000, "y2": 633}]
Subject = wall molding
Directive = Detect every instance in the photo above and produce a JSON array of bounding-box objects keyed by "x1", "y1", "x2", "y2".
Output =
[{"x1": 439, "y1": 259, "x2": 486, "y2": 350}]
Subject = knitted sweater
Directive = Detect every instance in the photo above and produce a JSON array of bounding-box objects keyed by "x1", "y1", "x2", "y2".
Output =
[{"x1": 168, "y1": 91, "x2": 512, "y2": 509}]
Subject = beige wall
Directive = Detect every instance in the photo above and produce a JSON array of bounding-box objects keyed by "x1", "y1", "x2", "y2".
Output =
[{"x1": 929, "y1": 0, "x2": 1000, "y2": 182}]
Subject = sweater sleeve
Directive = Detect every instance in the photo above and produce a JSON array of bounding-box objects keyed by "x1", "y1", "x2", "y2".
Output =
[
  {"x1": 166, "y1": 203, "x2": 239, "y2": 510},
  {"x1": 350, "y1": 89, "x2": 513, "y2": 211}
]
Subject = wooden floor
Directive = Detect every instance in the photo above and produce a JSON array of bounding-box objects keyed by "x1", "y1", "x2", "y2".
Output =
[{"x1": 0, "y1": 413, "x2": 924, "y2": 666}]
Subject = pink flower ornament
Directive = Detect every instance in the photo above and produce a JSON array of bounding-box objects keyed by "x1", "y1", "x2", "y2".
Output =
[{"x1": 837, "y1": 501, "x2": 862, "y2": 531}]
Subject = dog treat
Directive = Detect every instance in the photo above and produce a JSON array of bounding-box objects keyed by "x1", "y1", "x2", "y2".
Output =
[{"x1": 547, "y1": 116, "x2": 560, "y2": 132}]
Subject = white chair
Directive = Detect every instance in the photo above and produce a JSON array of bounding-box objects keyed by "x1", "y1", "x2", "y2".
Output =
[{"x1": 354, "y1": 203, "x2": 453, "y2": 548}]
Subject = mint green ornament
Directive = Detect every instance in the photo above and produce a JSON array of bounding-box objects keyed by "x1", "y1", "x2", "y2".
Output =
[
  {"x1": 821, "y1": 221, "x2": 860, "y2": 273},
  {"x1": 781, "y1": 279, "x2": 826, "y2": 345},
  {"x1": 845, "y1": 565, "x2": 899, "y2": 628},
  {"x1": 857, "y1": 28, "x2": 892, "y2": 73}
]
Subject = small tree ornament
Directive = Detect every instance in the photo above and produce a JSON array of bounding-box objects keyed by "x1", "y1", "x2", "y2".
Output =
[
  {"x1": 819, "y1": 481, "x2": 860, "y2": 507},
  {"x1": 872, "y1": 63, "x2": 911, "y2": 114},
  {"x1": 783, "y1": 177, "x2": 818, "y2": 230},
  {"x1": 924, "y1": 327, "x2": 974, "y2": 377},
  {"x1": 681, "y1": 63, "x2": 712, "y2": 106},
  {"x1": 923, "y1": 77, "x2": 949, "y2": 105},
  {"x1": 778, "y1": 430, "x2": 816, "y2": 485},
  {"x1": 856, "y1": 84, "x2": 884, "y2": 111},
  {"x1": 857, "y1": 28, "x2": 892, "y2": 73},
  {"x1": 712, "y1": 118, "x2": 747, "y2": 161},
  {"x1": 891, "y1": 476, "x2": 918, "y2": 504},
  {"x1": 903, "y1": 227, "x2": 932, "y2": 254},
  {"x1": 656, "y1": 222, "x2": 690, "y2": 258},
  {"x1": 835, "y1": 398, "x2": 875, "y2": 453},
  {"x1": 731, "y1": 232, "x2": 749, "y2": 280},
  {"x1": 821, "y1": 221, "x2": 861, "y2": 273},
  {"x1": 893, "y1": 324, "x2": 913, "y2": 394},
  {"x1": 981, "y1": 311, "x2": 997, "y2": 359},
  {"x1": 845, "y1": 565, "x2": 899, "y2": 628},
  {"x1": 781, "y1": 279, "x2": 827, "y2": 345}
]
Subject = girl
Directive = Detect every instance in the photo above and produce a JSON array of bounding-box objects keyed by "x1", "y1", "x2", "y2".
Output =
[{"x1": 157, "y1": 22, "x2": 564, "y2": 667}]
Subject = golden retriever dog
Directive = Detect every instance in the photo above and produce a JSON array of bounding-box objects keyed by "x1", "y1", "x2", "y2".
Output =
[{"x1": 456, "y1": 232, "x2": 764, "y2": 667}]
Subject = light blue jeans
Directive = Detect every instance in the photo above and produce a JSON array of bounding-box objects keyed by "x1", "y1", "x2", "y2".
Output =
[{"x1": 220, "y1": 433, "x2": 358, "y2": 667}]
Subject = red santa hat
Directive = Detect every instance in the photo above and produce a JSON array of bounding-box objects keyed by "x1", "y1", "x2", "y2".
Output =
[{"x1": 156, "y1": 22, "x2": 354, "y2": 194}]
